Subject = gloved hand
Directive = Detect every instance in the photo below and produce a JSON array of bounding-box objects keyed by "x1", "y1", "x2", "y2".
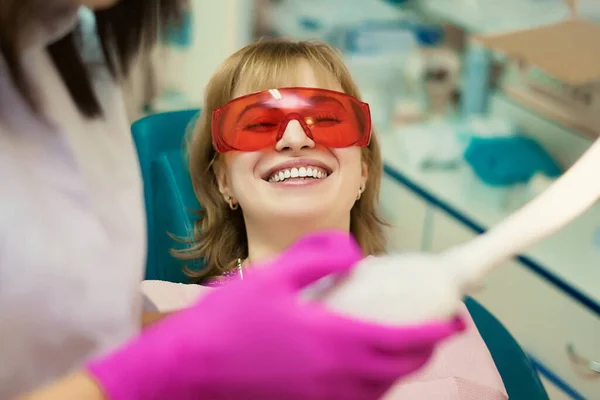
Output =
[{"x1": 87, "y1": 230, "x2": 465, "y2": 400}]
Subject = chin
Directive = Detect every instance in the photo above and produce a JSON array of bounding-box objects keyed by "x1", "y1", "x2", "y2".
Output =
[
  {"x1": 277, "y1": 208, "x2": 328, "y2": 221},
  {"x1": 276, "y1": 202, "x2": 346, "y2": 225}
]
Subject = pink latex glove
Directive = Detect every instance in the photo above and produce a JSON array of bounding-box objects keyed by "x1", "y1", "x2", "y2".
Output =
[{"x1": 87, "y1": 230, "x2": 465, "y2": 400}]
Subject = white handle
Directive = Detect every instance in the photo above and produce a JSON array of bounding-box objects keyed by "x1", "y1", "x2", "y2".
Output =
[
  {"x1": 443, "y1": 138, "x2": 600, "y2": 291},
  {"x1": 315, "y1": 138, "x2": 599, "y2": 327}
]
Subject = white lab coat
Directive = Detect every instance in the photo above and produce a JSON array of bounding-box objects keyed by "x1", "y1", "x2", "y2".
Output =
[{"x1": 0, "y1": 5, "x2": 146, "y2": 397}]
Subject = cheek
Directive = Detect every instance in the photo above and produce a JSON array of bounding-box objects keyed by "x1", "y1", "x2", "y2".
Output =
[
  {"x1": 332, "y1": 147, "x2": 364, "y2": 201},
  {"x1": 226, "y1": 152, "x2": 263, "y2": 196},
  {"x1": 333, "y1": 147, "x2": 363, "y2": 176}
]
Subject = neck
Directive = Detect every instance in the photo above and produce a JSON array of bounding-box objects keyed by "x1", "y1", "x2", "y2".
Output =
[{"x1": 244, "y1": 216, "x2": 351, "y2": 266}]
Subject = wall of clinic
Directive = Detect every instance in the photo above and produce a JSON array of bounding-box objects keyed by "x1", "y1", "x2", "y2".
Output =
[{"x1": 122, "y1": 0, "x2": 256, "y2": 120}]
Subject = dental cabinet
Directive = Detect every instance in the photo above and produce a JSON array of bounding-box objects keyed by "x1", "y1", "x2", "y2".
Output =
[{"x1": 379, "y1": 92, "x2": 599, "y2": 400}]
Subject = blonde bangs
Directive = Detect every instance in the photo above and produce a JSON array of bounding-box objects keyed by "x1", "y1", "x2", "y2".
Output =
[{"x1": 231, "y1": 41, "x2": 355, "y2": 98}]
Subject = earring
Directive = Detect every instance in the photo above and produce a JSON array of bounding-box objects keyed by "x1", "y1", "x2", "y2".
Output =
[
  {"x1": 226, "y1": 196, "x2": 239, "y2": 210},
  {"x1": 356, "y1": 185, "x2": 364, "y2": 201}
]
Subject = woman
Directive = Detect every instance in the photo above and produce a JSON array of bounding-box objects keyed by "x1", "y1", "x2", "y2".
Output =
[
  {"x1": 1, "y1": 1, "x2": 464, "y2": 399},
  {"x1": 142, "y1": 39, "x2": 509, "y2": 399}
]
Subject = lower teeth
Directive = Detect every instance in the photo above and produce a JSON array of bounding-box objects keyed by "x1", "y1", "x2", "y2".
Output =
[
  {"x1": 282, "y1": 177, "x2": 316, "y2": 182},
  {"x1": 272, "y1": 177, "x2": 320, "y2": 183}
]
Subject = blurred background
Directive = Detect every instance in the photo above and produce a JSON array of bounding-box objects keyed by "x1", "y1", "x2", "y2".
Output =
[{"x1": 121, "y1": 1, "x2": 599, "y2": 399}]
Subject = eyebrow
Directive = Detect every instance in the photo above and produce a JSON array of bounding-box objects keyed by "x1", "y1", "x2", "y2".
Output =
[
  {"x1": 236, "y1": 102, "x2": 270, "y2": 123},
  {"x1": 308, "y1": 95, "x2": 346, "y2": 109},
  {"x1": 236, "y1": 94, "x2": 347, "y2": 122}
]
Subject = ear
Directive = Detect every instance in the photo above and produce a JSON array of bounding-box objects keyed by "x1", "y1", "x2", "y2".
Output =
[
  {"x1": 360, "y1": 160, "x2": 369, "y2": 190},
  {"x1": 213, "y1": 159, "x2": 233, "y2": 200}
]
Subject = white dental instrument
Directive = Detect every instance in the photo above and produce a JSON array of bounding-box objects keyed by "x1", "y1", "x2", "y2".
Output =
[{"x1": 317, "y1": 138, "x2": 600, "y2": 324}]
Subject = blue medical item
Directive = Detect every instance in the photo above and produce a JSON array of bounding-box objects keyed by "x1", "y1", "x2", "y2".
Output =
[
  {"x1": 298, "y1": 16, "x2": 323, "y2": 31},
  {"x1": 337, "y1": 20, "x2": 418, "y2": 55},
  {"x1": 464, "y1": 136, "x2": 562, "y2": 186},
  {"x1": 414, "y1": 25, "x2": 444, "y2": 47},
  {"x1": 382, "y1": 0, "x2": 411, "y2": 5},
  {"x1": 162, "y1": 9, "x2": 194, "y2": 48},
  {"x1": 461, "y1": 43, "x2": 492, "y2": 117}
]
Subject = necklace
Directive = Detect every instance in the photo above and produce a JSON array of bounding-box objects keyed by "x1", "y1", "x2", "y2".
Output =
[{"x1": 236, "y1": 258, "x2": 244, "y2": 280}]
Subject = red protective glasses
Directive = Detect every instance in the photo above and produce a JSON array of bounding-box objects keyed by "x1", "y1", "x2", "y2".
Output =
[{"x1": 211, "y1": 87, "x2": 372, "y2": 153}]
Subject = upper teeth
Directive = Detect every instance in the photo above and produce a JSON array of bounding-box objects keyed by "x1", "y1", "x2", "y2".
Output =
[{"x1": 268, "y1": 166, "x2": 328, "y2": 182}]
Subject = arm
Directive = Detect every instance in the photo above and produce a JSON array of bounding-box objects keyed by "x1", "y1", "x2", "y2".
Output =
[
  {"x1": 21, "y1": 302, "x2": 190, "y2": 398},
  {"x1": 139, "y1": 280, "x2": 211, "y2": 327},
  {"x1": 17, "y1": 291, "x2": 185, "y2": 398},
  {"x1": 17, "y1": 311, "x2": 174, "y2": 399},
  {"x1": 16, "y1": 309, "x2": 172, "y2": 398},
  {"x1": 141, "y1": 311, "x2": 171, "y2": 328},
  {"x1": 18, "y1": 372, "x2": 105, "y2": 400}
]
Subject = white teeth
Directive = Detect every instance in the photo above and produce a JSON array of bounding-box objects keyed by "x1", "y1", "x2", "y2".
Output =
[{"x1": 268, "y1": 166, "x2": 329, "y2": 183}]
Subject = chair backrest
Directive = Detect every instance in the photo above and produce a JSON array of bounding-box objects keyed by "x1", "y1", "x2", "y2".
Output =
[
  {"x1": 131, "y1": 109, "x2": 201, "y2": 283},
  {"x1": 465, "y1": 297, "x2": 549, "y2": 399}
]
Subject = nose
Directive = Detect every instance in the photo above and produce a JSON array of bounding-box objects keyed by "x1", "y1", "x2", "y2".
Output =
[{"x1": 275, "y1": 119, "x2": 315, "y2": 152}]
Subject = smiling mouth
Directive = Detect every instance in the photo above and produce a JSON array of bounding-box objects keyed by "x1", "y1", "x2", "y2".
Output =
[{"x1": 267, "y1": 166, "x2": 330, "y2": 183}]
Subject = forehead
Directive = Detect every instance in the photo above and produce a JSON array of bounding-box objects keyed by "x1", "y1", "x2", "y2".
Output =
[{"x1": 232, "y1": 58, "x2": 344, "y2": 99}]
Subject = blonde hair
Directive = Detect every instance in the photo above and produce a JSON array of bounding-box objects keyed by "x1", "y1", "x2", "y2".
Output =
[{"x1": 175, "y1": 39, "x2": 388, "y2": 283}]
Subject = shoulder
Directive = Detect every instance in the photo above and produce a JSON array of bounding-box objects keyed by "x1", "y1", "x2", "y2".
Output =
[{"x1": 140, "y1": 280, "x2": 213, "y2": 312}]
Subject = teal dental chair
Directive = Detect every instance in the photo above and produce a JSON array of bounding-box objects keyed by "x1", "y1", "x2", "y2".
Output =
[
  {"x1": 464, "y1": 297, "x2": 548, "y2": 399},
  {"x1": 131, "y1": 109, "x2": 201, "y2": 283},
  {"x1": 131, "y1": 110, "x2": 548, "y2": 399}
]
